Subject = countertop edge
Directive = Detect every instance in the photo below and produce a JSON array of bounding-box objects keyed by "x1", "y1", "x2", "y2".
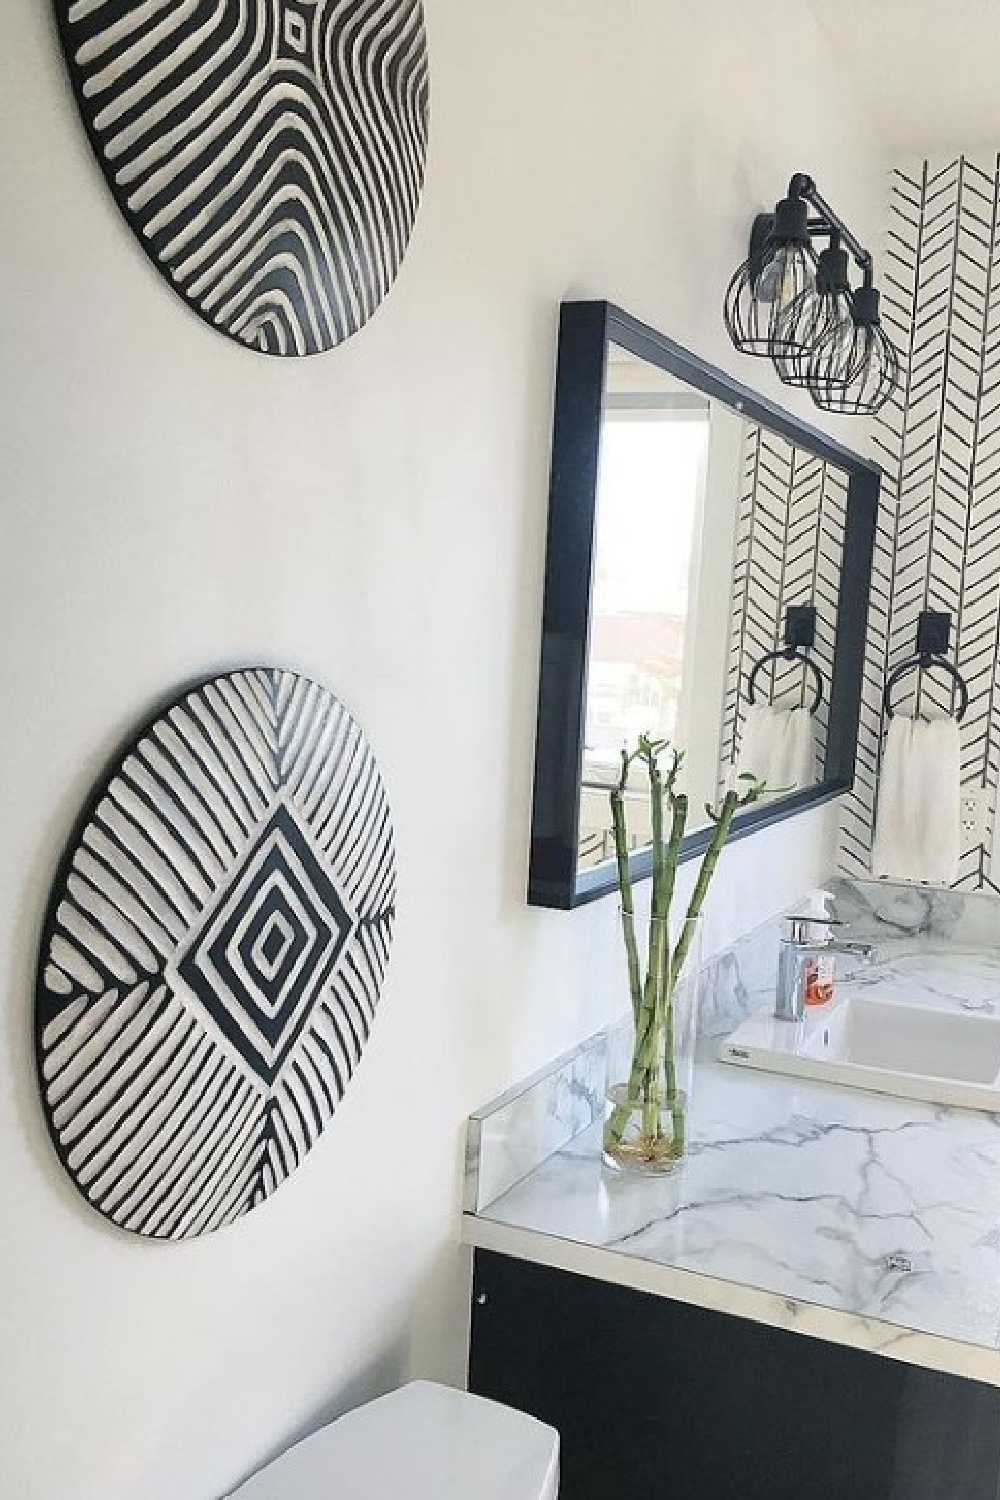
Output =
[{"x1": 462, "y1": 1212, "x2": 1000, "y2": 1390}]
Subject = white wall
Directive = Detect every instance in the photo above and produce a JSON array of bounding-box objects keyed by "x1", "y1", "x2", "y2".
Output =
[{"x1": 0, "y1": 4, "x2": 886, "y2": 1497}]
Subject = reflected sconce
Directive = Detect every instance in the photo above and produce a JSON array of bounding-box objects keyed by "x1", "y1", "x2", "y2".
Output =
[{"x1": 723, "y1": 173, "x2": 899, "y2": 416}]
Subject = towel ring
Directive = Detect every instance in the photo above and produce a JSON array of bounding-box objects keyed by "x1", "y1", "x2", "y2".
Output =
[
  {"x1": 883, "y1": 656, "x2": 969, "y2": 722},
  {"x1": 746, "y1": 647, "x2": 824, "y2": 716}
]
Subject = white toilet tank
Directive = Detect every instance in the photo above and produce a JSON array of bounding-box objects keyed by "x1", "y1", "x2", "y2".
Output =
[{"x1": 227, "y1": 1381, "x2": 559, "y2": 1500}]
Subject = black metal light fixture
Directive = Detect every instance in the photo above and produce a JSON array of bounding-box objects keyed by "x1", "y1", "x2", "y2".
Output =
[
  {"x1": 808, "y1": 273, "x2": 900, "y2": 415},
  {"x1": 723, "y1": 193, "x2": 818, "y2": 358},
  {"x1": 724, "y1": 173, "x2": 899, "y2": 416},
  {"x1": 772, "y1": 236, "x2": 855, "y2": 389}
]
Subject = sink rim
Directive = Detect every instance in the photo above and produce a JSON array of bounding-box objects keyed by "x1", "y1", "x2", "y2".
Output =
[{"x1": 720, "y1": 992, "x2": 1000, "y2": 1115}]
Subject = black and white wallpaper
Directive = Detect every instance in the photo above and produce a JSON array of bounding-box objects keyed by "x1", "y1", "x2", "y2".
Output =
[
  {"x1": 839, "y1": 154, "x2": 1000, "y2": 891},
  {"x1": 721, "y1": 423, "x2": 848, "y2": 779},
  {"x1": 36, "y1": 669, "x2": 396, "y2": 1238},
  {"x1": 54, "y1": 0, "x2": 430, "y2": 355}
]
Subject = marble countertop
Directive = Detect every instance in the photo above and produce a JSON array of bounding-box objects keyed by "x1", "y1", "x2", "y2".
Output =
[{"x1": 464, "y1": 946, "x2": 1000, "y2": 1387}]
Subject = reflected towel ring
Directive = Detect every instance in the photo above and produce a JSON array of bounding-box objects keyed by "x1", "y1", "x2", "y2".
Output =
[
  {"x1": 746, "y1": 647, "x2": 824, "y2": 715},
  {"x1": 882, "y1": 656, "x2": 969, "y2": 722}
]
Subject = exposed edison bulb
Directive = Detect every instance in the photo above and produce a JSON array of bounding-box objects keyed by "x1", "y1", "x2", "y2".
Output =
[
  {"x1": 723, "y1": 199, "x2": 819, "y2": 359},
  {"x1": 812, "y1": 284, "x2": 901, "y2": 415},
  {"x1": 773, "y1": 242, "x2": 856, "y2": 387},
  {"x1": 814, "y1": 307, "x2": 858, "y2": 383},
  {"x1": 755, "y1": 244, "x2": 815, "y2": 310}
]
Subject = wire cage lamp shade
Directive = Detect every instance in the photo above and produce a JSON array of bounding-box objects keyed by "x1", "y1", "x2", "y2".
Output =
[
  {"x1": 809, "y1": 283, "x2": 900, "y2": 416},
  {"x1": 772, "y1": 240, "x2": 856, "y2": 390},
  {"x1": 723, "y1": 196, "x2": 819, "y2": 359}
]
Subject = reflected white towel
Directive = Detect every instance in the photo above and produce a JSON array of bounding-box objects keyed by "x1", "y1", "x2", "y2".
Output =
[
  {"x1": 871, "y1": 715, "x2": 961, "y2": 885},
  {"x1": 735, "y1": 699, "x2": 816, "y2": 794}
]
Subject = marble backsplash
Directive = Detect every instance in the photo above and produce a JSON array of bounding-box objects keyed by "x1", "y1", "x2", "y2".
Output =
[
  {"x1": 833, "y1": 875, "x2": 1000, "y2": 948},
  {"x1": 464, "y1": 1032, "x2": 606, "y2": 1213},
  {"x1": 704, "y1": 876, "x2": 1000, "y2": 1037},
  {"x1": 464, "y1": 876, "x2": 1000, "y2": 1214}
]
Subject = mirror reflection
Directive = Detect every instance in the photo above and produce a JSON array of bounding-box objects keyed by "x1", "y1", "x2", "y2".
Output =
[{"x1": 578, "y1": 345, "x2": 848, "y2": 875}]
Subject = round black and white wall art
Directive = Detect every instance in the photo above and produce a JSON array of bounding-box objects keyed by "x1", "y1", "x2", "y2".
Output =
[
  {"x1": 54, "y1": 1, "x2": 429, "y2": 355},
  {"x1": 36, "y1": 669, "x2": 396, "y2": 1239}
]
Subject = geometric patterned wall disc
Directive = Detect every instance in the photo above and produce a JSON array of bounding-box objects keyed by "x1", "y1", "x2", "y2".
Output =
[
  {"x1": 36, "y1": 670, "x2": 395, "y2": 1238},
  {"x1": 53, "y1": 0, "x2": 429, "y2": 356}
]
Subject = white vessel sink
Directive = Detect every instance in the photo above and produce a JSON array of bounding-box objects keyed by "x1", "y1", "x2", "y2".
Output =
[{"x1": 721, "y1": 994, "x2": 1000, "y2": 1113}]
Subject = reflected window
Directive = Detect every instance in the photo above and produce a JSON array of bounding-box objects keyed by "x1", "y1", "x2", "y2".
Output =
[{"x1": 584, "y1": 397, "x2": 709, "y2": 791}]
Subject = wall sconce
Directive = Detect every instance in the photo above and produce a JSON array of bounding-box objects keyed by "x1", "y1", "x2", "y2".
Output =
[
  {"x1": 723, "y1": 173, "x2": 899, "y2": 416},
  {"x1": 808, "y1": 274, "x2": 900, "y2": 415},
  {"x1": 723, "y1": 192, "x2": 819, "y2": 359}
]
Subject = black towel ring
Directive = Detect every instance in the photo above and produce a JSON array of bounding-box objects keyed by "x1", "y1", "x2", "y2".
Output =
[
  {"x1": 883, "y1": 656, "x2": 969, "y2": 722},
  {"x1": 746, "y1": 647, "x2": 824, "y2": 715},
  {"x1": 746, "y1": 604, "x2": 824, "y2": 715},
  {"x1": 882, "y1": 610, "x2": 970, "y2": 723}
]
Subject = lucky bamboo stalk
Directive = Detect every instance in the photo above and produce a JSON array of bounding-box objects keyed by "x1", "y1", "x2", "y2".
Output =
[
  {"x1": 611, "y1": 750, "x2": 643, "y2": 1025},
  {"x1": 671, "y1": 789, "x2": 740, "y2": 981},
  {"x1": 659, "y1": 789, "x2": 687, "y2": 927},
  {"x1": 663, "y1": 790, "x2": 743, "y2": 1156},
  {"x1": 660, "y1": 791, "x2": 689, "y2": 1112},
  {"x1": 642, "y1": 756, "x2": 667, "y2": 1137},
  {"x1": 605, "y1": 745, "x2": 766, "y2": 1164}
]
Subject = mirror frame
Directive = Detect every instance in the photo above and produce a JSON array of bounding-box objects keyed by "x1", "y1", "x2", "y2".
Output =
[{"x1": 528, "y1": 300, "x2": 881, "y2": 910}]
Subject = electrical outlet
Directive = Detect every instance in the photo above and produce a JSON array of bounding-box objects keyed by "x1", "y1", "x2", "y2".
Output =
[{"x1": 960, "y1": 789, "x2": 988, "y2": 845}]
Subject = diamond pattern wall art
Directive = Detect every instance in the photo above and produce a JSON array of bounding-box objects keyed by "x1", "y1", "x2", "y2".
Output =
[
  {"x1": 838, "y1": 154, "x2": 1000, "y2": 890},
  {"x1": 54, "y1": 0, "x2": 430, "y2": 355},
  {"x1": 35, "y1": 670, "x2": 396, "y2": 1238}
]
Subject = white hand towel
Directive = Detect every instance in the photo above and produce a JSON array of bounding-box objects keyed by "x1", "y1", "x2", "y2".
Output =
[
  {"x1": 781, "y1": 704, "x2": 816, "y2": 792},
  {"x1": 735, "y1": 698, "x2": 816, "y2": 795},
  {"x1": 871, "y1": 715, "x2": 961, "y2": 885}
]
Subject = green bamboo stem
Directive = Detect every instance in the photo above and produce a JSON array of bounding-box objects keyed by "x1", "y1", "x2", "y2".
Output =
[
  {"x1": 663, "y1": 933, "x2": 693, "y2": 1152},
  {"x1": 643, "y1": 760, "x2": 668, "y2": 1139},
  {"x1": 611, "y1": 954, "x2": 668, "y2": 1145},
  {"x1": 671, "y1": 790, "x2": 739, "y2": 980},
  {"x1": 639, "y1": 939, "x2": 665, "y2": 1136},
  {"x1": 608, "y1": 983, "x2": 662, "y2": 1144},
  {"x1": 661, "y1": 791, "x2": 741, "y2": 1156},
  {"x1": 607, "y1": 743, "x2": 665, "y2": 1147},
  {"x1": 650, "y1": 763, "x2": 665, "y2": 918},
  {"x1": 671, "y1": 1097, "x2": 687, "y2": 1156},
  {"x1": 610, "y1": 768, "x2": 643, "y2": 1026},
  {"x1": 660, "y1": 791, "x2": 690, "y2": 1141},
  {"x1": 660, "y1": 792, "x2": 687, "y2": 932},
  {"x1": 663, "y1": 977, "x2": 680, "y2": 1105}
]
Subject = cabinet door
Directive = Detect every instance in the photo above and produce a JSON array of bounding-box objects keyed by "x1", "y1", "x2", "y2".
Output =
[{"x1": 469, "y1": 1250, "x2": 1000, "y2": 1500}]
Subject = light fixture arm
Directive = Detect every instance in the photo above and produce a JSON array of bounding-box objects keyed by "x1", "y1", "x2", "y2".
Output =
[{"x1": 787, "y1": 173, "x2": 872, "y2": 273}]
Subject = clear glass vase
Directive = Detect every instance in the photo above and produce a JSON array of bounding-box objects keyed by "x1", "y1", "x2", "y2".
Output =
[{"x1": 602, "y1": 912, "x2": 704, "y2": 1175}]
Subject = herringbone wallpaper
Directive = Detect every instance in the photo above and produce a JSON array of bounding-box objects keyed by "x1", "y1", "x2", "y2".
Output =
[
  {"x1": 838, "y1": 153, "x2": 1000, "y2": 889},
  {"x1": 722, "y1": 424, "x2": 848, "y2": 784}
]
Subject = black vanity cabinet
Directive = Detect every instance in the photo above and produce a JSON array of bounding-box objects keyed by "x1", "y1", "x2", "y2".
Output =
[{"x1": 468, "y1": 1250, "x2": 1000, "y2": 1500}]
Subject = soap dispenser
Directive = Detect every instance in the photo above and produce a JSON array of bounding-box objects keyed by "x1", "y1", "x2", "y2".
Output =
[{"x1": 801, "y1": 889, "x2": 837, "y2": 1008}]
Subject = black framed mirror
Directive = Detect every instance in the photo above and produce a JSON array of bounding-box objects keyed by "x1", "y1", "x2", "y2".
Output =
[{"x1": 528, "y1": 301, "x2": 881, "y2": 909}]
